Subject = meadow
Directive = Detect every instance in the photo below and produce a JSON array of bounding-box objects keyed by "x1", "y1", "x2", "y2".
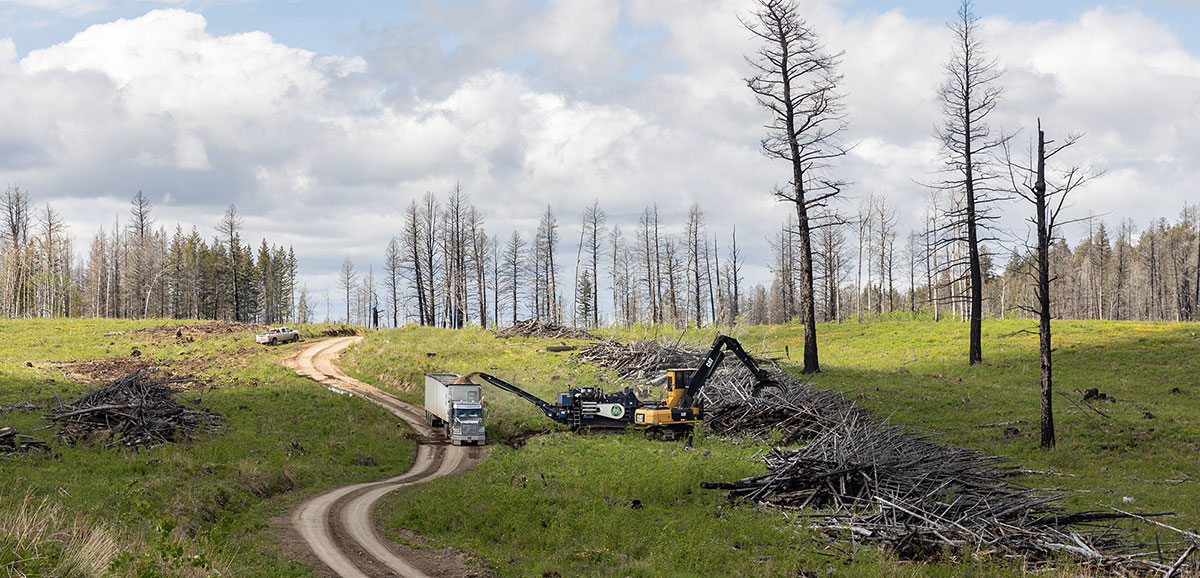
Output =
[
  {"x1": 2, "y1": 316, "x2": 1196, "y2": 577},
  {"x1": 0, "y1": 319, "x2": 409, "y2": 577}
]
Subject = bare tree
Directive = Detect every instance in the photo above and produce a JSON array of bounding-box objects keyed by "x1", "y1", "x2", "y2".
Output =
[
  {"x1": 385, "y1": 236, "x2": 402, "y2": 327},
  {"x1": 1007, "y1": 120, "x2": 1096, "y2": 448},
  {"x1": 744, "y1": 0, "x2": 849, "y2": 372},
  {"x1": 637, "y1": 206, "x2": 660, "y2": 323},
  {"x1": 3, "y1": 186, "x2": 31, "y2": 317},
  {"x1": 502, "y1": 231, "x2": 525, "y2": 325},
  {"x1": 535, "y1": 205, "x2": 560, "y2": 323},
  {"x1": 339, "y1": 256, "x2": 357, "y2": 324},
  {"x1": 936, "y1": 0, "x2": 1009, "y2": 365},
  {"x1": 728, "y1": 226, "x2": 743, "y2": 322},
  {"x1": 468, "y1": 206, "x2": 488, "y2": 329},
  {"x1": 421, "y1": 192, "x2": 439, "y2": 326},
  {"x1": 584, "y1": 201, "x2": 606, "y2": 328},
  {"x1": 215, "y1": 204, "x2": 244, "y2": 321},
  {"x1": 815, "y1": 214, "x2": 846, "y2": 322},
  {"x1": 855, "y1": 195, "x2": 874, "y2": 321},
  {"x1": 685, "y1": 203, "x2": 706, "y2": 328},
  {"x1": 875, "y1": 194, "x2": 898, "y2": 313}
]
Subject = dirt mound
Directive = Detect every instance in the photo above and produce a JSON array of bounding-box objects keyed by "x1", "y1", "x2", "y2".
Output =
[
  {"x1": 121, "y1": 321, "x2": 267, "y2": 343},
  {"x1": 494, "y1": 319, "x2": 599, "y2": 340},
  {"x1": 46, "y1": 370, "x2": 224, "y2": 449}
]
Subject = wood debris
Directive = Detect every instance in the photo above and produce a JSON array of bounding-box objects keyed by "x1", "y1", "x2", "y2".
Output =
[
  {"x1": 46, "y1": 369, "x2": 224, "y2": 449},
  {"x1": 495, "y1": 319, "x2": 599, "y2": 340},
  {"x1": 1, "y1": 426, "x2": 46, "y2": 456},
  {"x1": 578, "y1": 338, "x2": 1198, "y2": 574},
  {"x1": 575, "y1": 339, "x2": 705, "y2": 378}
]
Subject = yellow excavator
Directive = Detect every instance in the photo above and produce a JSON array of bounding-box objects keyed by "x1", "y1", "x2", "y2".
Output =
[{"x1": 634, "y1": 334, "x2": 775, "y2": 440}]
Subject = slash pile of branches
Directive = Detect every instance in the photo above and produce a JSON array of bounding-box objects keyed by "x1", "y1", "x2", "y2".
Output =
[
  {"x1": 1, "y1": 426, "x2": 46, "y2": 456},
  {"x1": 495, "y1": 319, "x2": 600, "y2": 341},
  {"x1": 579, "y1": 338, "x2": 1198, "y2": 573},
  {"x1": 46, "y1": 370, "x2": 224, "y2": 449},
  {"x1": 702, "y1": 368, "x2": 865, "y2": 445},
  {"x1": 702, "y1": 409, "x2": 1194, "y2": 574},
  {"x1": 576, "y1": 339, "x2": 705, "y2": 379}
]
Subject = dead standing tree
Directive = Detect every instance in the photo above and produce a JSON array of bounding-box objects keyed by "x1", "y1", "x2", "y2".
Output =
[
  {"x1": 1007, "y1": 121, "x2": 1096, "y2": 448},
  {"x1": 935, "y1": 0, "x2": 1009, "y2": 365},
  {"x1": 744, "y1": 0, "x2": 849, "y2": 373}
]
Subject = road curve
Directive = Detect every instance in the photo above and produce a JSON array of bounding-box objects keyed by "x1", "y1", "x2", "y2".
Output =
[{"x1": 284, "y1": 337, "x2": 478, "y2": 578}]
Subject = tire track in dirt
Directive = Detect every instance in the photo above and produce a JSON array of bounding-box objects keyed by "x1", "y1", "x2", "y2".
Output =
[{"x1": 283, "y1": 337, "x2": 486, "y2": 578}]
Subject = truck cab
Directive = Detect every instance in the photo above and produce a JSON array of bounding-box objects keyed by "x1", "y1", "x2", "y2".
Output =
[
  {"x1": 449, "y1": 402, "x2": 485, "y2": 443},
  {"x1": 424, "y1": 373, "x2": 487, "y2": 445}
]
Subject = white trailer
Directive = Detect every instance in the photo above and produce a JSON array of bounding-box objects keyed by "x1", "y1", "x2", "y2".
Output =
[{"x1": 424, "y1": 373, "x2": 486, "y2": 445}]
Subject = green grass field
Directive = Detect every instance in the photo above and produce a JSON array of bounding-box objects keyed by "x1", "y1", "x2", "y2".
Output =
[
  {"x1": 3, "y1": 317, "x2": 1197, "y2": 577},
  {"x1": 341, "y1": 319, "x2": 1200, "y2": 577},
  {"x1": 0, "y1": 319, "x2": 412, "y2": 577}
]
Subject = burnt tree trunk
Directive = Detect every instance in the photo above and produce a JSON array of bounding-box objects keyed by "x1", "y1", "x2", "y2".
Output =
[{"x1": 1034, "y1": 126, "x2": 1055, "y2": 448}]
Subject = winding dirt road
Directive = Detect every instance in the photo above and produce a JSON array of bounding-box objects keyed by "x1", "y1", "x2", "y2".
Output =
[{"x1": 282, "y1": 337, "x2": 485, "y2": 578}]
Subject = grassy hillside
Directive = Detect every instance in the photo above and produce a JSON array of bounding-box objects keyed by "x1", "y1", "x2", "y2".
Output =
[
  {"x1": 343, "y1": 319, "x2": 1200, "y2": 577},
  {"x1": 0, "y1": 319, "x2": 413, "y2": 577}
]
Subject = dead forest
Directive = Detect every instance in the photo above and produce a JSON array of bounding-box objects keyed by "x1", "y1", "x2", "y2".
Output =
[
  {"x1": 4, "y1": 184, "x2": 1200, "y2": 329},
  {"x1": 350, "y1": 187, "x2": 1200, "y2": 332}
]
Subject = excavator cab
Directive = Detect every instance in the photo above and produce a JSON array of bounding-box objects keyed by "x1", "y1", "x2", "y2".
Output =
[
  {"x1": 634, "y1": 368, "x2": 702, "y2": 434},
  {"x1": 634, "y1": 335, "x2": 773, "y2": 440}
]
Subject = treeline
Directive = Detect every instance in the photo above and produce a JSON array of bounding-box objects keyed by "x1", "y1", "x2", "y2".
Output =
[
  {"x1": 760, "y1": 192, "x2": 1200, "y2": 325},
  {"x1": 1, "y1": 186, "x2": 300, "y2": 322},
  {"x1": 348, "y1": 184, "x2": 744, "y2": 330},
  {"x1": 353, "y1": 184, "x2": 1200, "y2": 330}
]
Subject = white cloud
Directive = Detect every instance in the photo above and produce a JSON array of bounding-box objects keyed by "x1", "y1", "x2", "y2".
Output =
[{"x1": 2, "y1": 2, "x2": 1199, "y2": 321}]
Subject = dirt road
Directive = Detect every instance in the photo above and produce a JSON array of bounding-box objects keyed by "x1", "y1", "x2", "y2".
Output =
[{"x1": 283, "y1": 337, "x2": 487, "y2": 578}]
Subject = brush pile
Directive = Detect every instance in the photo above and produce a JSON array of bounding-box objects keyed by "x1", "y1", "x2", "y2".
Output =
[
  {"x1": 576, "y1": 339, "x2": 704, "y2": 378},
  {"x1": 495, "y1": 319, "x2": 599, "y2": 340},
  {"x1": 702, "y1": 369, "x2": 865, "y2": 444},
  {"x1": 46, "y1": 370, "x2": 224, "y2": 449},
  {"x1": 580, "y1": 337, "x2": 1196, "y2": 573},
  {"x1": 701, "y1": 417, "x2": 1179, "y2": 571},
  {"x1": 1, "y1": 426, "x2": 46, "y2": 456}
]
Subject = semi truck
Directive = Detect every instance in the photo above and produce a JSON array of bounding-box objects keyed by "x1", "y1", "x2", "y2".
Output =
[{"x1": 424, "y1": 373, "x2": 486, "y2": 445}]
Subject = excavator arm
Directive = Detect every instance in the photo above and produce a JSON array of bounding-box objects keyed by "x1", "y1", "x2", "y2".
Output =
[
  {"x1": 678, "y1": 335, "x2": 772, "y2": 410},
  {"x1": 475, "y1": 372, "x2": 641, "y2": 429},
  {"x1": 475, "y1": 373, "x2": 566, "y2": 422}
]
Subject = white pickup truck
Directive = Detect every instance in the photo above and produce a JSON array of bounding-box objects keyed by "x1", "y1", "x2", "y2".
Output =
[{"x1": 255, "y1": 327, "x2": 300, "y2": 345}]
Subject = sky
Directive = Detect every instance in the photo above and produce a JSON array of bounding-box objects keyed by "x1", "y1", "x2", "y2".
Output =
[{"x1": 2, "y1": 0, "x2": 1199, "y2": 323}]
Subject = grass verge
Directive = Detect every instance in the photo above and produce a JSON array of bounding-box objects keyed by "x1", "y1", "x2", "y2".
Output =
[{"x1": 0, "y1": 319, "x2": 409, "y2": 577}]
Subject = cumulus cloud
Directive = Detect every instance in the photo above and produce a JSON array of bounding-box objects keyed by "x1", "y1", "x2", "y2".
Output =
[{"x1": 1, "y1": 1, "x2": 1198, "y2": 320}]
